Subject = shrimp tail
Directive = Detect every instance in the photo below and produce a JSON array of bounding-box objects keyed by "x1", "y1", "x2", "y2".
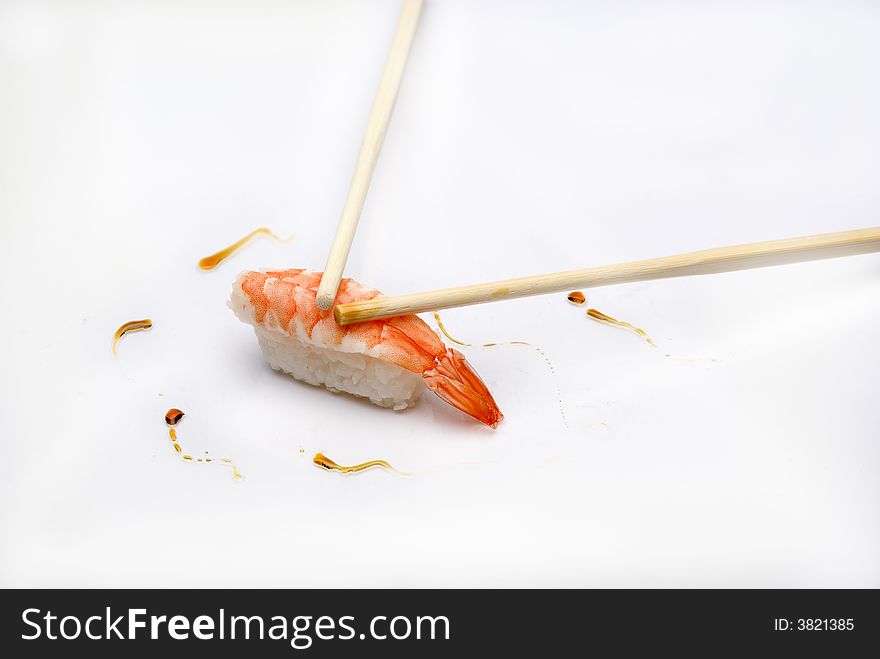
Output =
[{"x1": 423, "y1": 348, "x2": 504, "y2": 428}]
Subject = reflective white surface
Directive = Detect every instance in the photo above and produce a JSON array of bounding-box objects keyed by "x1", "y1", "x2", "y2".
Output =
[{"x1": 1, "y1": 0, "x2": 878, "y2": 586}]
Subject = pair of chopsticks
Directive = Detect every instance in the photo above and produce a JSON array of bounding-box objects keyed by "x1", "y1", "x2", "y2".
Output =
[{"x1": 318, "y1": 3, "x2": 880, "y2": 326}]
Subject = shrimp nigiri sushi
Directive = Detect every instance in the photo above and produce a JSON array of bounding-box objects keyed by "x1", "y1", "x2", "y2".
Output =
[{"x1": 229, "y1": 269, "x2": 503, "y2": 428}]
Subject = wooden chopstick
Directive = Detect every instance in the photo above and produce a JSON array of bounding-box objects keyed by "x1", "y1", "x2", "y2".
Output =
[
  {"x1": 316, "y1": 0, "x2": 424, "y2": 310},
  {"x1": 334, "y1": 226, "x2": 880, "y2": 324}
]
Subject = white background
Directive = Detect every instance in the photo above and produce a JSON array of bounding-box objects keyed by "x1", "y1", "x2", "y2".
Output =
[{"x1": 1, "y1": 0, "x2": 878, "y2": 587}]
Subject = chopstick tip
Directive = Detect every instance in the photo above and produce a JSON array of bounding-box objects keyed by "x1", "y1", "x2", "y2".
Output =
[{"x1": 316, "y1": 292, "x2": 335, "y2": 311}]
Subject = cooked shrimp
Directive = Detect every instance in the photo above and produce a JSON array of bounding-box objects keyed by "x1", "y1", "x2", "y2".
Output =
[{"x1": 229, "y1": 269, "x2": 503, "y2": 428}]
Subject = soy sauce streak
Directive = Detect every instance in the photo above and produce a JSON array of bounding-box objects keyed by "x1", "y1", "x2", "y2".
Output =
[
  {"x1": 566, "y1": 292, "x2": 657, "y2": 348},
  {"x1": 112, "y1": 319, "x2": 152, "y2": 356},
  {"x1": 169, "y1": 427, "x2": 182, "y2": 454},
  {"x1": 198, "y1": 227, "x2": 293, "y2": 271},
  {"x1": 432, "y1": 311, "x2": 521, "y2": 350},
  {"x1": 313, "y1": 452, "x2": 405, "y2": 476},
  {"x1": 431, "y1": 312, "x2": 568, "y2": 428},
  {"x1": 586, "y1": 309, "x2": 656, "y2": 347},
  {"x1": 431, "y1": 311, "x2": 472, "y2": 346},
  {"x1": 164, "y1": 408, "x2": 242, "y2": 480}
]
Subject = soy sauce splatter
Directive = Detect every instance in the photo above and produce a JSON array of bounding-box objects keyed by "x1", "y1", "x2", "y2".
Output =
[
  {"x1": 164, "y1": 408, "x2": 242, "y2": 481},
  {"x1": 112, "y1": 319, "x2": 152, "y2": 356},
  {"x1": 586, "y1": 309, "x2": 656, "y2": 348},
  {"x1": 431, "y1": 311, "x2": 568, "y2": 428},
  {"x1": 313, "y1": 452, "x2": 407, "y2": 476},
  {"x1": 198, "y1": 227, "x2": 294, "y2": 271}
]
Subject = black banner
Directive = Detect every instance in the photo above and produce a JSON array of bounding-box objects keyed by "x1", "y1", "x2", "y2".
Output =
[{"x1": 0, "y1": 589, "x2": 877, "y2": 655}]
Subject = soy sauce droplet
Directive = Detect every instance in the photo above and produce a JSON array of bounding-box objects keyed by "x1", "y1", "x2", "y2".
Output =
[
  {"x1": 566, "y1": 291, "x2": 586, "y2": 305},
  {"x1": 165, "y1": 408, "x2": 185, "y2": 426}
]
